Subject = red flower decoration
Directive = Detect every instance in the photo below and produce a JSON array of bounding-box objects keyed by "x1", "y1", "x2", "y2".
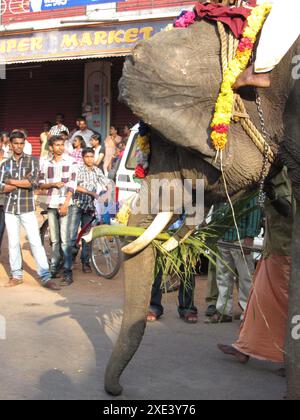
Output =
[
  {"x1": 212, "y1": 124, "x2": 229, "y2": 134},
  {"x1": 135, "y1": 165, "x2": 147, "y2": 179},
  {"x1": 238, "y1": 37, "x2": 254, "y2": 52}
]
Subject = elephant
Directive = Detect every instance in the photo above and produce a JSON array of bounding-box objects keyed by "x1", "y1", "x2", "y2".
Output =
[{"x1": 102, "y1": 17, "x2": 300, "y2": 399}]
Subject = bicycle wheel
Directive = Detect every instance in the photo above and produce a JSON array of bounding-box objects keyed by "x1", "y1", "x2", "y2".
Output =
[{"x1": 91, "y1": 236, "x2": 122, "y2": 279}]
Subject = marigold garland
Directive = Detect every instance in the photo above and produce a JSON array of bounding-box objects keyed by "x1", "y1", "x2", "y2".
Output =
[
  {"x1": 116, "y1": 202, "x2": 132, "y2": 225},
  {"x1": 211, "y1": 3, "x2": 272, "y2": 152}
]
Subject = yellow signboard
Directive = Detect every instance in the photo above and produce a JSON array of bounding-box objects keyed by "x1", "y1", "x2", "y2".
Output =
[{"x1": 0, "y1": 20, "x2": 170, "y2": 63}]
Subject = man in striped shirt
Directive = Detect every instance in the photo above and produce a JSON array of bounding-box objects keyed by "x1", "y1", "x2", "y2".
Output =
[
  {"x1": 49, "y1": 113, "x2": 69, "y2": 136},
  {"x1": 39, "y1": 136, "x2": 78, "y2": 286},
  {"x1": 0, "y1": 131, "x2": 58, "y2": 290}
]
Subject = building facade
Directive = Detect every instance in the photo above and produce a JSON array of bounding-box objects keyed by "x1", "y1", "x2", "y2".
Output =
[{"x1": 0, "y1": 0, "x2": 194, "y2": 155}]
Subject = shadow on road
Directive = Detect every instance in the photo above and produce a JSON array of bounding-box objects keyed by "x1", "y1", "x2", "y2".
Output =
[{"x1": 32, "y1": 279, "x2": 126, "y2": 400}]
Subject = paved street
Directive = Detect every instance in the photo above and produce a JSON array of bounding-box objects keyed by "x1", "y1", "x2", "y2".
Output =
[{"x1": 0, "y1": 230, "x2": 286, "y2": 400}]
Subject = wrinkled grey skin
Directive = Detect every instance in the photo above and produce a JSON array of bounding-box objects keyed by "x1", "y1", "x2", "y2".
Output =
[{"x1": 104, "y1": 21, "x2": 300, "y2": 399}]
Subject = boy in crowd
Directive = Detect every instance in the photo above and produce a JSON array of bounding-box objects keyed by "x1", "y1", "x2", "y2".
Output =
[
  {"x1": 70, "y1": 148, "x2": 110, "y2": 273},
  {"x1": 39, "y1": 136, "x2": 78, "y2": 286}
]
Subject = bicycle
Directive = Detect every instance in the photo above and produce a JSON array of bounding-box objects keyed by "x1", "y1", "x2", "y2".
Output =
[{"x1": 40, "y1": 210, "x2": 123, "y2": 279}]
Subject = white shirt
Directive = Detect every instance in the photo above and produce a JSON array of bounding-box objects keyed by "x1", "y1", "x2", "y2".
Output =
[
  {"x1": 24, "y1": 140, "x2": 32, "y2": 156},
  {"x1": 49, "y1": 124, "x2": 69, "y2": 136},
  {"x1": 255, "y1": 0, "x2": 300, "y2": 73},
  {"x1": 64, "y1": 140, "x2": 74, "y2": 155},
  {"x1": 2, "y1": 144, "x2": 11, "y2": 159},
  {"x1": 94, "y1": 145, "x2": 103, "y2": 164},
  {"x1": 71, "y1": 129, "x2": 94, "y2": 147}
]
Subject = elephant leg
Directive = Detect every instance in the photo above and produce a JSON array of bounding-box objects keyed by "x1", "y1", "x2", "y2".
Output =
[
  {"x1": 105, "y1": 243, "x2": 155, "y2": 396},
  {"x1": 286, "y1": 201, "x2": 300, "y2": 400}
]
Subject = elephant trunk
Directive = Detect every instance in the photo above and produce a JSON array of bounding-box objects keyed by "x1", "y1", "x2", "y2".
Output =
[{"x1": 105, "y1": 245, "x2": 155, "y2": 396}]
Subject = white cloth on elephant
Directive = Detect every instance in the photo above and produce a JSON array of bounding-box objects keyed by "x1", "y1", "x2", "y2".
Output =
[{"x1": 254, "y1": 0, "x2": 300, "y2": 73}]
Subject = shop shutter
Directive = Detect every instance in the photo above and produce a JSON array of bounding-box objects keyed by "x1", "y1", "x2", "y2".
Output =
[{"x1": 0, "y1": 60, "x2": 84, "y2": 156}]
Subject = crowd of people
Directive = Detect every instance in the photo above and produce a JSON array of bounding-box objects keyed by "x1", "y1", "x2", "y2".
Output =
[
  {"x1": 0, "y1": 114, "x2": 133, "y2": 291},
  {"x1": 39, "y1": 114, "x2": 131, "y2": 177}
]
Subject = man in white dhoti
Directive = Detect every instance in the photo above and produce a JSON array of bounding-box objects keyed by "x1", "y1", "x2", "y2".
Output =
[{"x1": 235, "y1": 0, "x2": 300, "y2": 88}]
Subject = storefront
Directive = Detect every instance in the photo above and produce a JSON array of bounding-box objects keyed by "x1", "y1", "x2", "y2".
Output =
[{"x1": 0, "y1": 18, "x2": 171, "y2": 155}]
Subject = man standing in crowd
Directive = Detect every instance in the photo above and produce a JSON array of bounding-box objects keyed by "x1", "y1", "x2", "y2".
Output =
[
  {"x1": 0, "y1": 131, "x2": 58, "y2": 290},
  {"x1": 210, "y1": 196, "x2": 261, "y2": 323},
  {"x1": 147, "y1": 216, "x2": 198, "y2": 324},
  {"x1": 218, "y1": 166, "x2": 294, "y2": 367},
  {"x1": 1, "y1": 131, "x2": 11, "y2": 158},
  {"x1": 147, "y1": 270, "x2": 198, "y2": 324},
  {"x1": 71, "y1": 148, "x2": 110, "y2": 273},
  {"x1": 49, "y1": 113, "x2": 69, "y2": 136},
  {"x1": 40, "y1": 121, "x2": 52, "y2": 159},
  {"x1": 70, "y1": 117, "x2": 94, "y2": 147},
  {"x1": 11, "y1": 129, "x2": 32, "y2": 156},
  {"x1": 69, "y1": 116, "x2": 81, "y2": 138},
  {"x1": 39, "y1": 136, "x2": 78, "y2": 286}
]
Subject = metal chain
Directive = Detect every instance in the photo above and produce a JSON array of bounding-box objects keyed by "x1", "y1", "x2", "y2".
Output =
[{"x1": 255, "y1": 90, "x2": 271, "y2": 207}]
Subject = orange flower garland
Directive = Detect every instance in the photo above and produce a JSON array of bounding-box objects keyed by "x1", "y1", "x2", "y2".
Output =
[{"x1": 211, "y1": 3, "x2": 272, "y2": 152}]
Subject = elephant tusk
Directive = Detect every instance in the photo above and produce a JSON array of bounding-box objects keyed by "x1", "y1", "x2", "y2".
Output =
[
  {"x1": 122, "y1": 212, "x2": 174, "y2": 255},
  {"x1": 162, "y1": 229, "x2": 195, "y2": 252},
  {"x1": 162, "y1": 237, "x2": 179, "y2": 252}
]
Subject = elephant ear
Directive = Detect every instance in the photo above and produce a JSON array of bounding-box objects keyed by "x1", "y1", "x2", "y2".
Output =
[{"x1": 119, "y1": 21, "x2": 222, "y2": 158}]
